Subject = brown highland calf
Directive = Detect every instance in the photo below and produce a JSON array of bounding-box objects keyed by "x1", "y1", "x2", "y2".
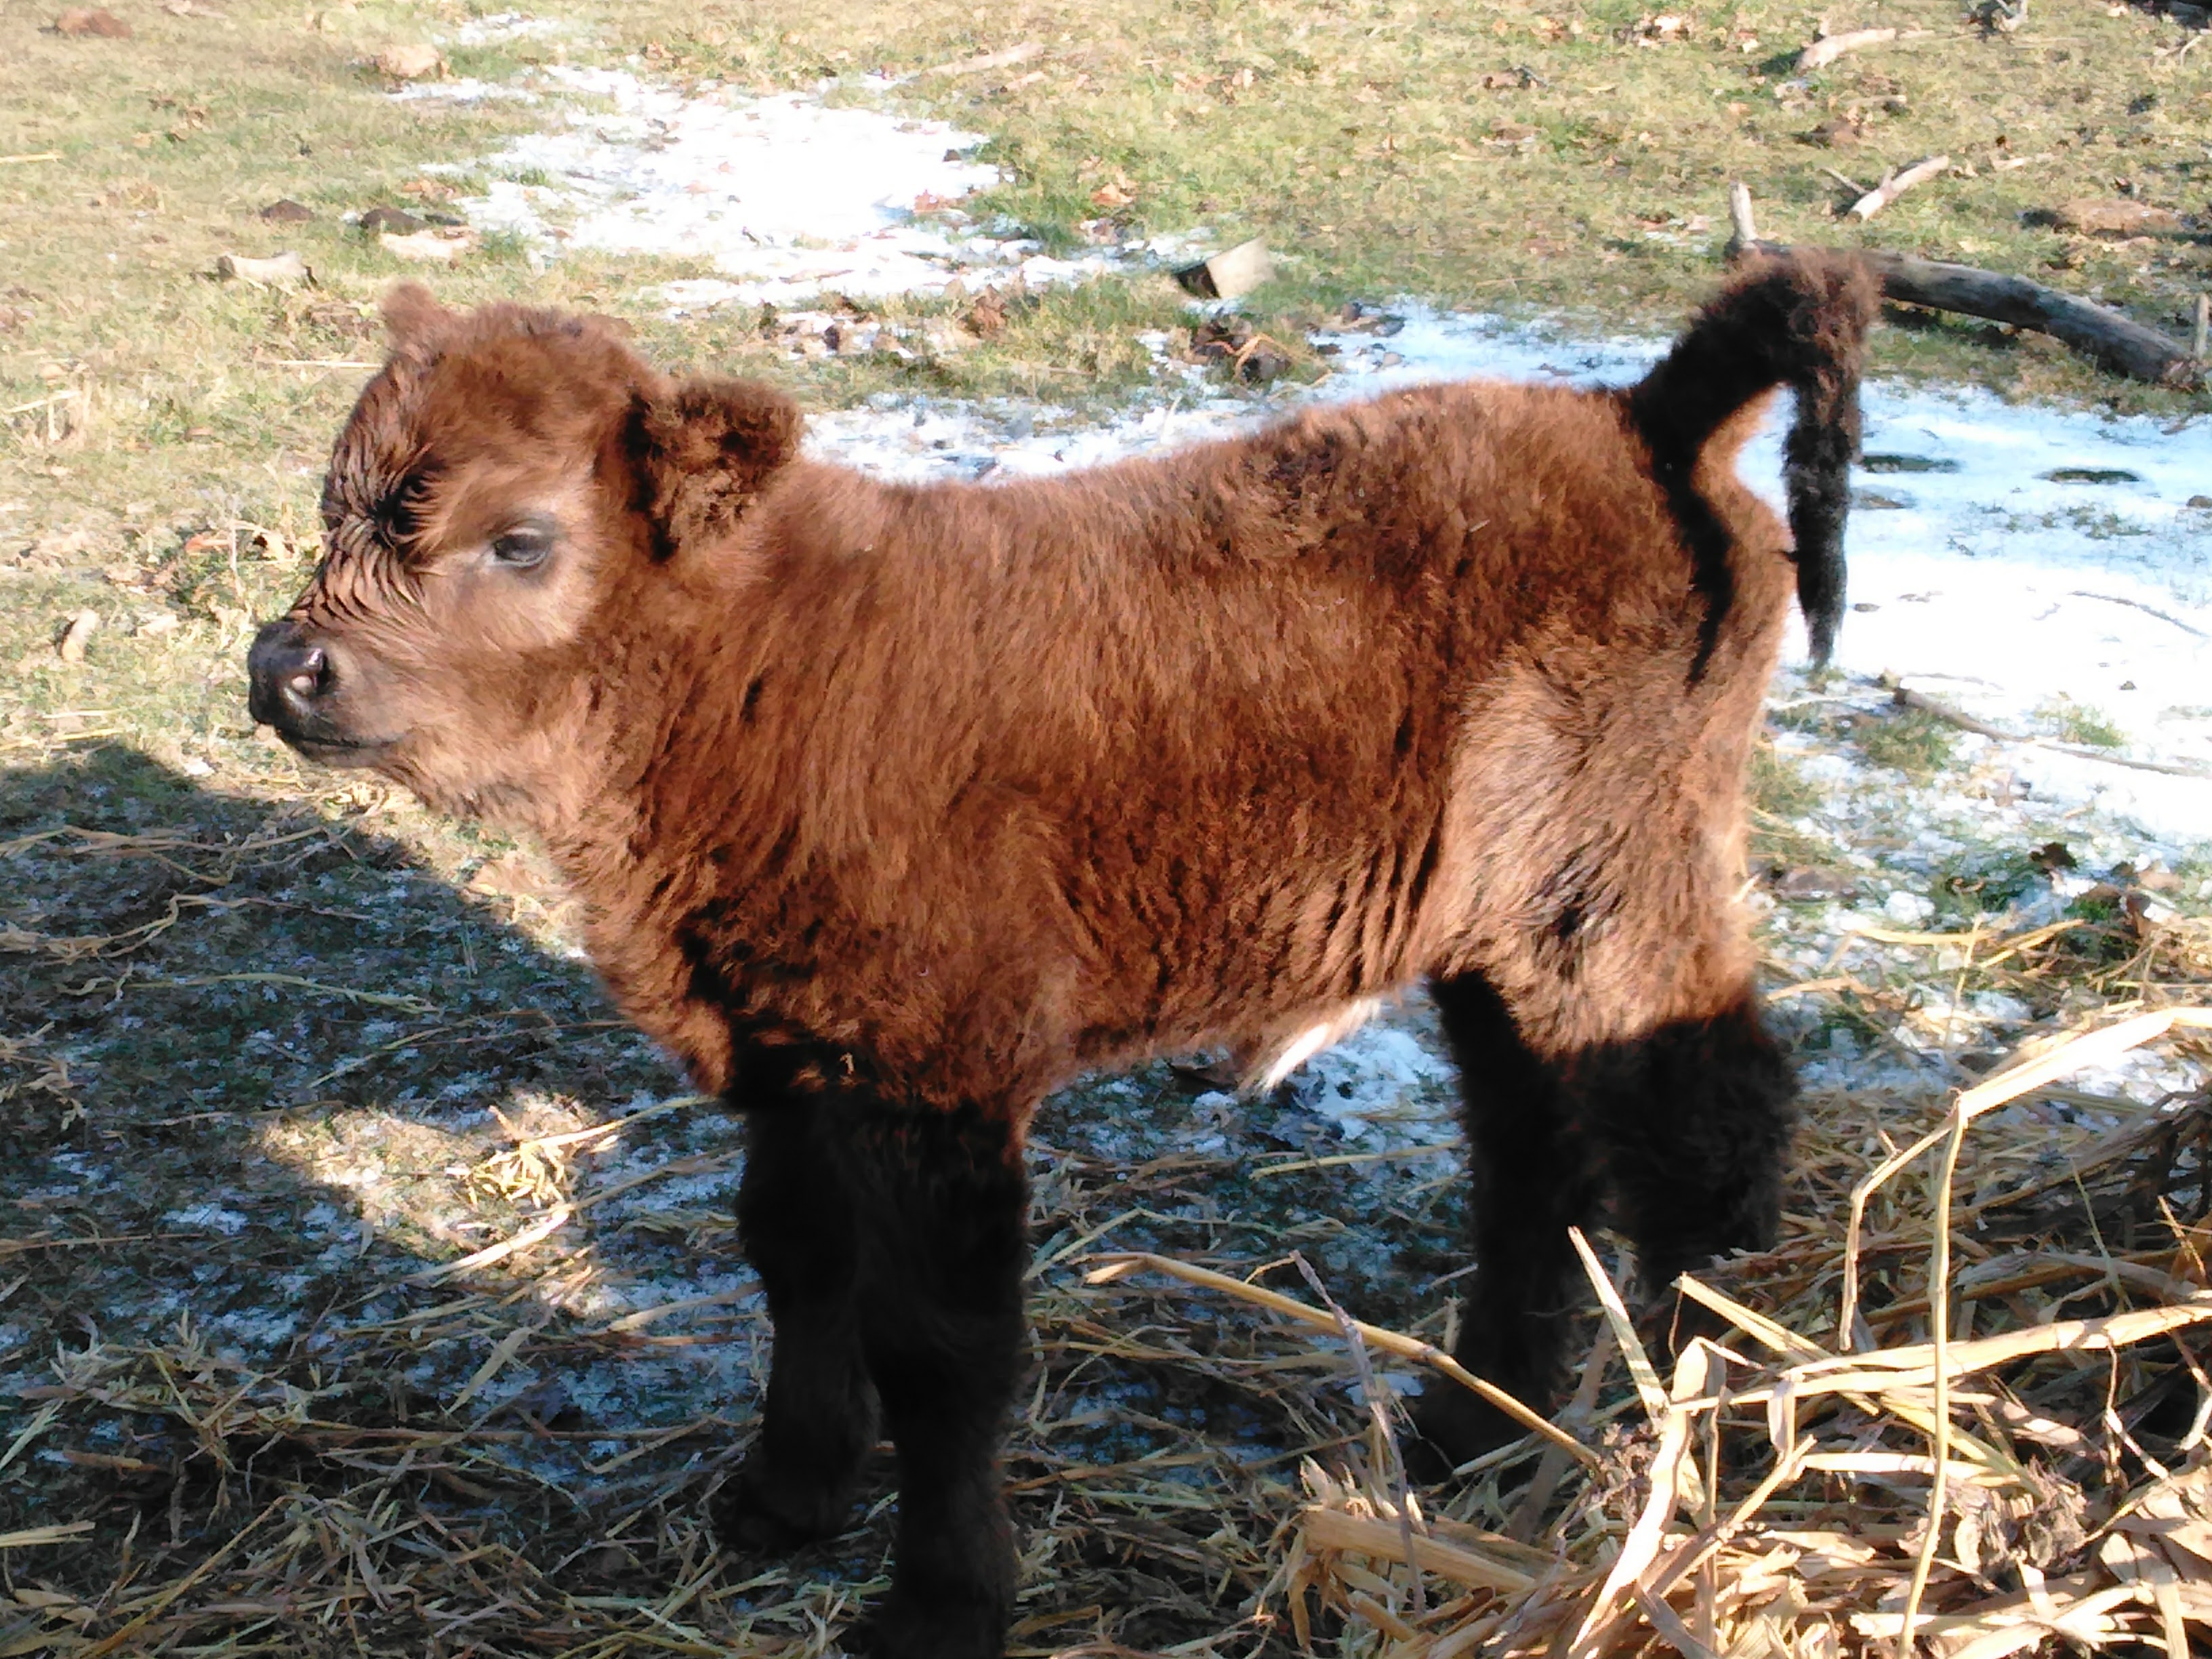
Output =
[{"x1": 249, "y1": 255, "x2": 1878, "y2": 1658}]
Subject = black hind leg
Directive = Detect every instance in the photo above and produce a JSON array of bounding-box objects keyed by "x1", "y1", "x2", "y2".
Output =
[
  {"x1": 1412, "y1": 970, "x2": 1599, "y2": 1474},
  {"x1": 712, "y1": 1097, "x2": 880, "y2": 1553},
  {"x1": 1596, "y1": 988, "x2": 1795, "y2": 1305}
]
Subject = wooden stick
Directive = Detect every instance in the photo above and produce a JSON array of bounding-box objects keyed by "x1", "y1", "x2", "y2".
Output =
[
  {"x1": 1847, "y1": 155, "x2": 1948, "y2": 220},
  {"x1": 1726, "y1": 181, "x2": 1759, "y2": 255},
  {"x1": 1724, "y1": 192, "x2": 2203, "y2": 386},
  {"x1": 1870, "y1": 249, "x2": 2199, "y2": 385},
  {"x1": 1798, "y1": 26, "x2": 1897, "y2": 71},
  {"x1": 920, "y1": 41, "x2": 1042, "y2": 77},
  {"x1": 1893, "y1": 685, "x2": 2212, "y2": 778}
]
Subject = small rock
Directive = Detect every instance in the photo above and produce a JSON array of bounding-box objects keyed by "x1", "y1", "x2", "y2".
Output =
[
  {"x1": 373, "y1": 43, "x2": 445, "y2": 81},
  {"x1": 2028, "y1": 840, "x2": 2076, "y2": 873},
  {"x1": 1625, "y1": 12, "x2": 1692, "y2": 43},
  {"x1": 1882, "y1": 890, "x2": 1936, "y2": 926},
  {"x1": 54, "y1": 8, "x2": 131, "y2": 37},
  {"x1": 1172, "y1": 238, "x2": 1274, "y2": 301},
  {"x1": 1191, "y1": 316, "x2": 1292, "y2": 384},
  {"x1": 1766, "y1": 865, "x2": 1858, "y2": 901},
  {"x1": 216, "y1": 251, "x2": 311, "y2": 287},
  {"x1": 260, "y1": 199, "x2": 314, "y2": 222},
  {"x1": 56, "y1": 609, "x2": 99, "y2": 663},
  {"x1": 305, "y1": 298, "x2": 374, "y2": 339},
  {"x1": 966, "y1": 286, "x2": 1008, "y2": 339},
  {"x1": 2051, "y1": 198, "x2": 2183, "y2": 236},
  {"x1": 1799, "y1": 117, "x2": 1863, "y2": 148},
  {"x1": 2188, "y1": 495, "x2": 2212, "y2": 510},
  {"x1": 2039, "y1": 466, "x2": 2142, "y2": 485},
  {"x1": 1861, "y1": 452, "x2": 1959, "y2": 473},
  {"x1": 380, "y1": 227, "x2": 476, "y2": 262},
  {"x1": 358, "y1": 206, "x2": 425, "y2": 235}
]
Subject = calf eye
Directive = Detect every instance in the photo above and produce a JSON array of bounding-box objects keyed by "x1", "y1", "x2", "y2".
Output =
[{"x1": 489, "y1": 523, "x2": 555, "y2": 570}]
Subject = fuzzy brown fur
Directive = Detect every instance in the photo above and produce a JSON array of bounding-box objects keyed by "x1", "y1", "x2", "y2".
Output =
[{"x1": 249, "y1": 254, "x2": 1878, "y2": 1659}]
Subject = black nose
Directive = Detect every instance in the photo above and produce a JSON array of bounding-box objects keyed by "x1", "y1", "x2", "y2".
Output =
[{"x1": 247, "y1": 619, "x2": 335, "y2": 726}]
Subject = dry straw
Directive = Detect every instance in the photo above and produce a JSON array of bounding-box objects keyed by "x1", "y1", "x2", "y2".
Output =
[{"x1": 1259, "y1": 1007, "x2": 2212, "y2": 1657}]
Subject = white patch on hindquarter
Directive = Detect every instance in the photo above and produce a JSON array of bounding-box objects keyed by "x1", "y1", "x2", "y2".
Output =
[{"x1": 1252, "y1": 998, "x2": 1386, "y2": 1094}]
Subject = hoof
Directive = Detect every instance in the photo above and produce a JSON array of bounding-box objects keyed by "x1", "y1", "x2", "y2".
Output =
[
  {"x1": 709, "y1": 1459, "x2": 854, "y2": 1555},
  {"x1": 1407, "y1": 1389, "x2": 1526, "y2": 1482},
  {"x1": 841, "y1": 1589, "x2": 1009, "y2": 1659}
]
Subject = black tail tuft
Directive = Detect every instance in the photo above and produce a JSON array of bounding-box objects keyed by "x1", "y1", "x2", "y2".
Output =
[{"x1": 1627, "y1": 252, "x2": 1879, "y2": 667}]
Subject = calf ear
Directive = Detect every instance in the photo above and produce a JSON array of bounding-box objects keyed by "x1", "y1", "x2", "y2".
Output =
[
  {"x1": 381, "y1": 281, "x2": 453, "y2": 350},
  {"x1": 630, "y1": 378, "x2": 802, "y2": 551}
]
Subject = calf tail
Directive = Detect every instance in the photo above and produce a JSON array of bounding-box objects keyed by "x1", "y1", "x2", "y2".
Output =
[{"x1": 1626, "y1": 251, "x2": 1880, "y2": 667}]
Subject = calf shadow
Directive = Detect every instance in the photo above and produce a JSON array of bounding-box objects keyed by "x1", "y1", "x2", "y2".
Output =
[{"x1": 0, "y1": 745, "x2": 1355, "y2": 1654}]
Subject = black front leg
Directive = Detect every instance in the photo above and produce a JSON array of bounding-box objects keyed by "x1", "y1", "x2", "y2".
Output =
[
  {"x1": 714, "y1": 1097, "x2": 880, "y2": 1552},
  {"x1": 847, "y1": 1103, "x2": 1029, "y2": 1659}
]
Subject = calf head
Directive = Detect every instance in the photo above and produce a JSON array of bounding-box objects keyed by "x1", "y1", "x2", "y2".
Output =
[{"x1": 249, "y1": 285, "x2": 800, "y2": 827}]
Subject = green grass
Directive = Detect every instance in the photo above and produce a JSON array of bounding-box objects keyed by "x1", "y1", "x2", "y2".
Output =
[
  {"x1": 2036, "y1": 696, "x2": 2129, "y2": 747},
  {"x1": 598, "y1": 0, "x2": 2212, "y2": 408},
  {"x1": 1933, "y1": 846, "x2": 2050, "y2": 924},
  {"x1": 1748, "y1": 728, "x2": 1826, "y2": 819},
  {"x1": 1855, "y1": 705, "x2": 1961, "y2": 777}
]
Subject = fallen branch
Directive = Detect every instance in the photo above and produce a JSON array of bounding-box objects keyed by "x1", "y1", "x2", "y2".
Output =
[
  {"x1": 1870, "y1": 249, "x2": 2201, "y2": 384},
  {"x1": 1847, "y1": 154, "x2": 1949, "y2": 220},
  {"x1": 2068, "y1": 590, "x2": 2208, "y2": 640},
  {"x1": 1723, "y1": 186, "x2": 2205, "y2": 386},
  {"x1": 919, "y1": 41, "x2": 1042, "y2": 77},
  {"x1": 1893, "y1": 685, "x2": 2212, "y2": 778},
  {"x1": 1797, "y1": 26, "x2": 1922, "y2": 71}
]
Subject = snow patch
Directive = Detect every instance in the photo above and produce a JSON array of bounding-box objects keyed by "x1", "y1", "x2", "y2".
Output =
[
  {"x1": 420, "y1": 68, "x2": 1023, "y2": 299},
  {"x1": 449, "y1": 12, "x2": 571, "y2": 45},
  {"x1": 163, "y1": 1203, "x2": 250, "y2": 1236},
  {"x1": 1289, "y1": 1020, "x2": 1459, "y2": 1141}
]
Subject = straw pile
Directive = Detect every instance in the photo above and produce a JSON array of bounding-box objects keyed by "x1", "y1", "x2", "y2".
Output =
[{"x1": 1234, "y1": 1006, "x2": 2212, "y2": 1658}]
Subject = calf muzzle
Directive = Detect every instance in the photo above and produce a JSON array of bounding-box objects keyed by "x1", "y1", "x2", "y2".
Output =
[{"x1": 248, "y1": 618, "x2": 380, "y2": 763}]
